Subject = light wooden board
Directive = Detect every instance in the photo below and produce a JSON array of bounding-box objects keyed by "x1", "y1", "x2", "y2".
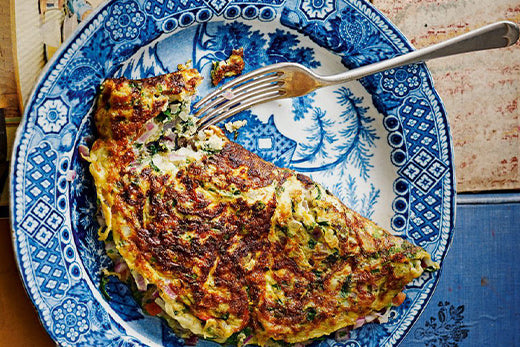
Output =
[
  {"x1": 0, "y1": 0, "x2": 19, "y2": 119},
  {"x1": 373, "y1": 0, "x2": 520, "y2": 191}
]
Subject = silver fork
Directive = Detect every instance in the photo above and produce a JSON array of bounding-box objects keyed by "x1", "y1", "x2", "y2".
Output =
[{"x1": 194, "y1": 21, "x2": 519, "y2": 131}]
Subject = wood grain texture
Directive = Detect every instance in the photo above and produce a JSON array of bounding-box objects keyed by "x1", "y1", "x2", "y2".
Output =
[
  {"x1": 14, "y1": 0, "x2": 46, "y2": 108},
  {"x1": 0, "y1": 219, "x2": 55, "y2": 346},
  {"x1": 0, "y1": 0, "x2": 19, "y2": 119},
  {"x1": 373, "y1": 0, "x2": 520, "y2": 191}
]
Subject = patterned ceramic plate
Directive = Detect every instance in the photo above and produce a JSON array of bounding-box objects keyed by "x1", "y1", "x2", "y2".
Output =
[{"x1": 10, "y1": 0, "x2": 455, "y2": 346}]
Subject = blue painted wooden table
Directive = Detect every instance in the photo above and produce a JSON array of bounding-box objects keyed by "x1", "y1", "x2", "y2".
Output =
[{"x1": 401, "y1": 194, "x2": 520, "y2": 346}]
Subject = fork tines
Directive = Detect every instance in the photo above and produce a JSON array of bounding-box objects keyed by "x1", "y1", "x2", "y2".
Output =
[{"x1": 193, "y1": 67, "x2": 286, "y2": 131}]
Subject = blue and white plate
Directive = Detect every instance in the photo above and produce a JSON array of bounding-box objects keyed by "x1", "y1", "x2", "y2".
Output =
[{"x1": 10, "y1": 0, "x2": 455, "y2": 346}]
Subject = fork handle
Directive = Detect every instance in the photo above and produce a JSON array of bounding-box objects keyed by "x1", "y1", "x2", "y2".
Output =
[{"x1": 319, "y1": 20, "x2": 519, "y2": 85}]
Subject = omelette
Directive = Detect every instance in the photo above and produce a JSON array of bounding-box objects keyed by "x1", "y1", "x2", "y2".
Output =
[
  {"x1": 86, "y1": 64, "x2": 438, "y2": 345},
  {"x1": 211, "y1": 48, "x2": 245, "y2": 86}
]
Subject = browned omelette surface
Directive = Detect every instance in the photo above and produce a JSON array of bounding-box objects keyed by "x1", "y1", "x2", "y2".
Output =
[{"x1": 88, "y1": 66, "x2": 438, "y2": 345}]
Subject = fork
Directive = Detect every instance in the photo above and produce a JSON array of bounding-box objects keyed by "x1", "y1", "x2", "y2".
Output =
[{"x1": 194, "y1": 20, "x2": 519, "y2": 131}]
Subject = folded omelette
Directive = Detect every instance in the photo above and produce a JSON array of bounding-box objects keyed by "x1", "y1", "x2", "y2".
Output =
[{"x1": 86, "y1": 64, "x2": 438, "y2": 345}]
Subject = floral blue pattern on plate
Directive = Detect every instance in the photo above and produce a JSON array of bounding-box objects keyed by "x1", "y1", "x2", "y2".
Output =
[{"x1": 10, "y1": 0, "x2": 455, "y2": 346}]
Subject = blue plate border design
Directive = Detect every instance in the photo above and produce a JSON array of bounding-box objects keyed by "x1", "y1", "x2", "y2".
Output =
[{"x1": 10, "y1": 0, "x2": 455, "y2": 346}]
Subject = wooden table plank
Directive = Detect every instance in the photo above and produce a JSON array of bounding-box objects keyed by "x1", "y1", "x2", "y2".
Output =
[
  {"x1": 373, "y1": 0, "x2": 520, "y2": 191},
  {"x1": 0, "y1": 0, "x2": 20, "y2": 119},
  {"x1": 0, "y1": 219, "x2": 55, "y2": 346}
]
